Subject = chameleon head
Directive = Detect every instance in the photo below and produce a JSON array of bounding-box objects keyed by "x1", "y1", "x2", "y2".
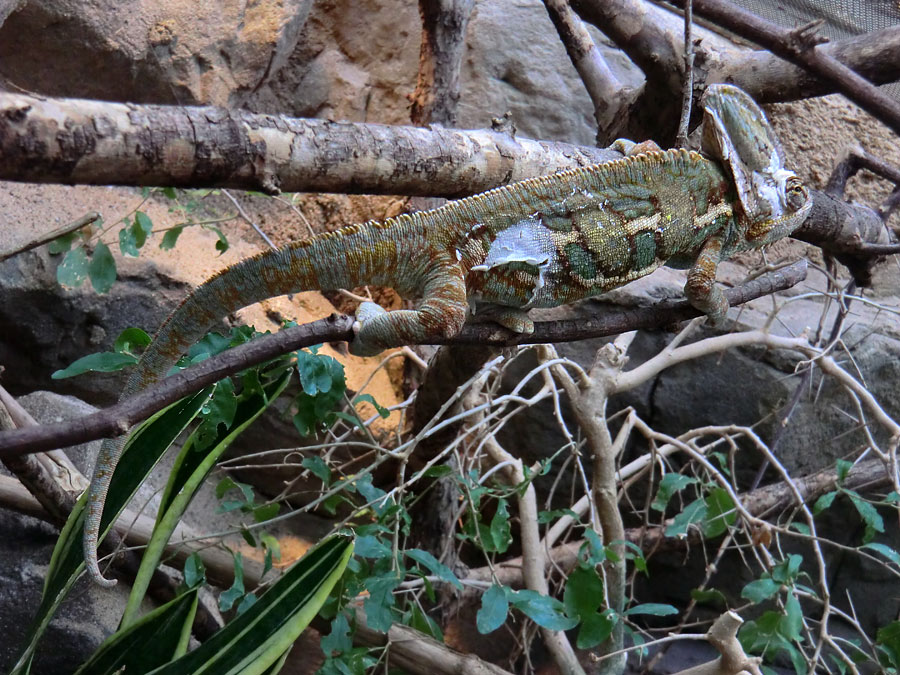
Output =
[{"x1": 700, "y1": 84, "x2": 812, "y2": 248}]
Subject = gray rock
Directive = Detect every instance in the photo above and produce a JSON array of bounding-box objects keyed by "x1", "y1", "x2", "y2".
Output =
[{"x1": 0, "y1": 0, "x2": 312, "y2": 107}]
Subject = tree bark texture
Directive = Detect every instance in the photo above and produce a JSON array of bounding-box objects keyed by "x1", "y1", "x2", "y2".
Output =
[{"x1": 0, "y1": 93, "x2": 617, "y2": 198}]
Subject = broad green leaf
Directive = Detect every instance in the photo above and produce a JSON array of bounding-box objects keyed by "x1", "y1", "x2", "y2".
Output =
[
  {"x1": 321, "y1": 613, "x2": 353, "y2": 657},
  {"x1": 51, "y1": 351, "x2": 138, "y2": 379},
  {"x1": 408, "y1": 604, "x2": 443, "y2": 641},
  {"x1": 195, "y1": 378, "x2": 237, "y2": 449},
  {"x1": 771, "y1": 555, "x2": 802, "y2": 584},
  {"x1": 510, "y1": 590, "x2": 579, "y2": 631},
  {"x1": 57, "y1": 246, "x2": 89, "y2": 287},
  {"x1": 835, "y1": 458, "x2": 853, "y2": 483},
  {"x1": 147, "y1": 535, "x2": 353, "y2": 675},
  {"x1": 489, "y1": 499, "x2": 512, "y2": 553},
  {"x1": 301, "y1": 456, "x2": 331, "y2": 484},
  {"x1": 780, "y1": 593, "x2": 803, "y2": 642},
  {"x1": 578, "y1": 611, "x2": 617, "y2": 649},
  {"x1": 477, "y1": 584, "x2": 508, "y2": 634},
  {"x1": 862, "y1": 542, "x2": 900, "y2": 566},
  {"x1": 690, "y1": 588, "x2": 727, "y2": 608},
  {"x1": 702, "y1": 487, "x2": 736, "y2": 538},
  {"x1": 184, "y1": 554, "x2": 206, "y2": 588},
  {"x1": 422, "y1": 465, "x2": 453, "y2": 478},
  {"x1": 742, "y1": 578, "x2": 781, "y2": 603},
  {"x1": 847, "y1": 491, "x2": 884, "y2": 543},
  {"x1": 73, "y1": 589, "x2": 198, "y2": 675},
  {"x1": 219, "y1": 552, "x2": 246, "y2": 613},
  {"x1": 877, "y1": 621, "x2": 900, "y2": 668},
  {"x1": 406, "y1": 549, "x2": 462, "y2": 590},
  {"x1": 48, "y1": 231, "x2": 76, "y2": 254},
  {"x1": 352, "y1": 393, "x2": 390, "y2": 419},
  {"x1": 651, "y1": 473, "x2": 697, "y2": 512},
  {"x1": 665, "y1": 498, "x2": 707, "y2": 538},
  {"x1": 114, "y1": 327, "x2": 152, "y2": 354},
  {"x1": 364, "y1": 573, "x2": 400, "y2": 633},
  {"x1": 813, "y1": 490, "x2": 838, "y2": 514},
  {"x1": 9, "y1": 387, "x2": 213, "y2": 674},
  {"x1": 89, "y1": 241, "x2": 117, "y2": 293},
  {"x1": 623, "y1": 603, "x2": 678, "y2": 617},
  {"x1": 160, "y1": 226, "x2": 184, "y2": 250},
  {"x1": 253, "y1": 503, "x2": 281, "y2": 523},
  {"x1": 122, "y1": 370, "x2": 292, "y2": 626}
]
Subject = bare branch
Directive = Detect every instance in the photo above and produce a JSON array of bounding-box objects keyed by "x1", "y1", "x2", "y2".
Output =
[
  {"x1": 667, "y1": 0, "x2": 900, "y2": 137},
  {"x1": 542, "y1": 0, "x2": 636, "y2": 141},
  {"x1": 726, "y1": 25, "x2": 900, "y2": 103},
  {"x1": 0, "y1": 262, "x2": 807, "y2": 459},
  {"x1": 0, "y1": 93, "x2": 617, "y2": 197},
  {"x1": 410, "y1": 0, "x2": 475, "y2": 127}
]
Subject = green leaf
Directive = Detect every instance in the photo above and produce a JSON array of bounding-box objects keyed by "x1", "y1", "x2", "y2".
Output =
[
  {"x1": 48, "y1": 231, "x2": 76, "y2": 254},
  {"x1": 476, "y1": 584, "x2": 508, "y2": 634},
  {"x1": 813, "y1": 490, "x2": 838, "y2": 514},
  {"x1": 537, "y1": 508, "x2": 580, "y2": 524},
  {"x1": 184, "y1": 553, "x2": 206, "y2": 588},
  {"x1": 510, "y1": 590, "x2": 579, "y2": 631},
  {"x1": 780, "y1": 593, "x2": 803, "y2": 642},
  {"x1": 836, "y1": 458, "x2": 853, "y2": 483},
  {"x1": 771, "y1": 554, "x2": 802, "y2": 584},
  {"x1": 301, "y1": 456, "x2": 332, "y2": 484},
  {"x1": 354, "y1": 534, "x2": 390, "y2": 559},
  {"x1": 489, "y1": 499, "x2": 512, "y2": 554},
  {"x1": 89, "y1": 241, "x2": 117, "y2": 293},
  {"x1": 321, "y1": 613, "x2": 353, "y2": 657},
  {"x1": 408, "y1": 604, "x2": 443, "y2": 641},
  {"x1": 577, "y1": 610, "x2": 617, "y2": 649},
  {"x1": 741, "y1": 577, "x2": 781, "y2": 603},
  {"x1": 406, "y1": 549, "x2": 463, "y2": 590},
  {"x1": 690, "y1": 588, "x2": 727, "y2": 609},
  {"x1": 160, "y1": 226, "x2": 184, "y2": 250},
  {"x1": 206, "y1": 225, "x2": 229, "y2": 254},
  {"x1": 651, "y1": 473, "x2": 697, "y2": 512},
  {"x1": 195, "y1": 378, "x2": 237, "y2": 449},
  {"x1": 253, "y1": 503, "x2": 281, "y2": 523},
  {"x1": 702, "y1": 487, "x2": 736, "y2": 538},
  {"x1": 623, "y1": 603, "x2": 678, "y2": 617},
  {"x1": 423, "y1": 465, "x2": 453, "y2": 478},
  {"x1": 877, "y1": 621, "x2": 900, "y2": 668},
  {"x1": 121, "y1": 369, "x2": 292, "y2": 626},
  {"x1": 665, "y1": 498, "x2": 707, "y2": 538},
  {"x1": 862, "y1": 542, "x2": 900, "y2": 566},
  {"x1": 352, "y1": 393, "x2": 390, "y2": 419},
  {"x1": 847, "y1": 491, "x2": 884, "y2": 543},
  {"x1": 57, "y1": 245, "x2": 90, "y2": 287},
  {"x1": 148, "y1": 536, "x2": 353, "y2": 675},
  {"x1": 51, "y1": 351, "x2": 138, "y2": 379},
  {"x1": 161, "y1": 186, "x2": 178, "y2": 200},
  {"x1": 219, "y1": 552, "x2": 247, "y2": 613},
  {"x1": 563, "y1": 566, "x2": 610, "y2": 648},
  {"x1": 114, "y1": 327, "x2": 152, "y2": 354},
  {"x1": 9, "y1": 387, "x2": 213, "y2": 674},
  {"x1": 364, "y1": 573, "x2": 400, "y2": 633},
  {"x1": 236, "y1": 593, "x2": 258, "y2": 616},
  {"x1": 73, "y1": 589, "x2": 199, "y2": 674}
]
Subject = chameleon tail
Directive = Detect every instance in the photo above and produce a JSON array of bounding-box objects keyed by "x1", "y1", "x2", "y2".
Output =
[{"x1": 84, "y1": 213, "x2": 466, "y2": 585}]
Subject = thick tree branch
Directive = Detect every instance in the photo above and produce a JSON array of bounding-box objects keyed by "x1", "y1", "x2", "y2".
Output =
[
  {"x1": 0, "y1": 93, "x2": 617, "y2": 197},
  {"x1": 0, "y1": 262, "x2": 806, "y2": 459},
  {"x1": 667, "y1": 0, "x2": 900, "y2": 137},
  {"x1": 725, "y1": 25, "x2": 900, "y2": 104},
  {"x1": 410, "y1": 0, "x2": 475, "y2": 128}
]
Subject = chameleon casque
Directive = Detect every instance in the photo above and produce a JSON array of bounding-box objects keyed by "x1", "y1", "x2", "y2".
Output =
[{"x1": 84, "y1": 84, "x2": 811, "y2": 585}]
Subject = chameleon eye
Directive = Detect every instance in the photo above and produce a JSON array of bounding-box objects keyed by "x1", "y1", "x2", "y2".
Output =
[{"x1": 785, "y1": 178, "x2": 808, "y2": 212}]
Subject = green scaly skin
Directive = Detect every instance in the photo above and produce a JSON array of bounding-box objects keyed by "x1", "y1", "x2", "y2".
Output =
[{"x1": 84, "y1": 85, "x2": 811, "y2": 586}]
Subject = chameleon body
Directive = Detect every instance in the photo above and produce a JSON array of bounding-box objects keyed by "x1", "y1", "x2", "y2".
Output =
[{"x1": 84, "y1": 85, "x2": 811, "y2": 585}]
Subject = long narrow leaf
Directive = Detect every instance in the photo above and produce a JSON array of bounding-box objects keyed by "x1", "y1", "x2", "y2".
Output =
[
  {"x1": 122, "y1": 370, "x2": 293, "y2": 626},
  {"x1": 73, "y1": 589, "x2": 199, "y2": 675},
  {"x1": 9, "y1": 387, "x2": 213, "y2": 674},
  {"x1": 148, "y1": 535, "x2": 353, "y2": 675}
]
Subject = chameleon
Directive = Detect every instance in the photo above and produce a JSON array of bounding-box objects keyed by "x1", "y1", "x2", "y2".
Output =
[{"x1": 83, "y1": 84, "x2": 811, "y2": 586}]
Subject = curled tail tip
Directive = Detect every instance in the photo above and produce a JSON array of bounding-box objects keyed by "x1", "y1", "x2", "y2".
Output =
[{"x1": 84, "y1": 546, "x2": 118, "y2": 587}]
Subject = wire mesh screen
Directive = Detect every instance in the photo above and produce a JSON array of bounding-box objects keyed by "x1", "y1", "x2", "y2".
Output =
[{"x1": 728, "y1": 0, "x2": 900, "y2": 98}]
